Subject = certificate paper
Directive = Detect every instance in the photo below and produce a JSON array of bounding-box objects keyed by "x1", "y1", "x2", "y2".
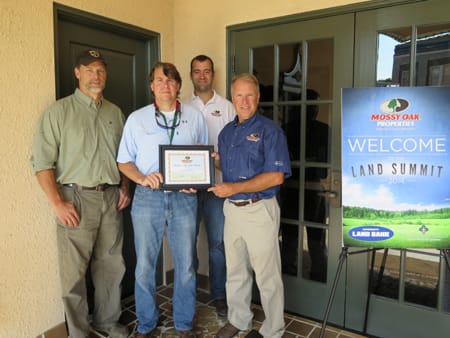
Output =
[{"x1": 159, "y1": 145, "x2": 215, "y2": 190}]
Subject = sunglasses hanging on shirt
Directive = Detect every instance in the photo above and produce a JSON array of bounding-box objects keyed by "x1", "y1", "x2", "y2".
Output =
[{"x1": 154, "y1": 100, "x2": 181, "y2": 145}]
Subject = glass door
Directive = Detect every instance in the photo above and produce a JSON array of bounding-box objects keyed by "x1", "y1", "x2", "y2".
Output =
[
  {"x1": 231, "y1": 13, "x2": 354, "y2": 324},
  {"x1": 351, "y1": 0, "x2": 450, "y2": 337}
]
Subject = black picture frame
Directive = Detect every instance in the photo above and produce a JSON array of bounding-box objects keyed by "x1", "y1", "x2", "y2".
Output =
[{"x1": 159, "y1": 145, "x2": 215, "y2": 190}]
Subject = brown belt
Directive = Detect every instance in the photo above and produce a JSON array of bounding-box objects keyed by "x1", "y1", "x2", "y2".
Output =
[
  {"x1": 229, "y1": 198, "x2": 262, "y2": 207},
  {"x1": 63, "y1": 183, "x2": 118, "y2": 192}
]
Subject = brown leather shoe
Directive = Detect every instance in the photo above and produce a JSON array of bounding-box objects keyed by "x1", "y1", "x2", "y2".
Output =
[
  {"x1": 135, "y1": 330, "x2": 156, "y2": 338},
  {"x1": 245, "y1": 329, "x2": 263, "y2": 338},
  {"x1": 178, "y1": 329, "x2": 196, "y2": 338},
  {"x1": 214, "y1": 323, "x2": 240, "y2": 338}
]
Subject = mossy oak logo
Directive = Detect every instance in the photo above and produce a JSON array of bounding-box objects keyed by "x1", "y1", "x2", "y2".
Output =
[
  {"x1": 246, "y1": 133, "x2": 260, "y2": 142},
  {"x1": 182, "y1": 156, "x2": 192, "y2": 163},
  {"x1": 380, "y1": 98, "x2": 409, "y2": 113},
  {"x1": 89, "y1": 50, "x2": 101, "y2": 58},
  {"x1": 371, "y1": 97, "x2": 419, "y2": 125}
]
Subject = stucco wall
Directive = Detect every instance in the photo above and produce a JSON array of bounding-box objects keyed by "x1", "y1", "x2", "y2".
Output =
[
  {"x1": 0, "y1": 1, "x2": 174, "y2": 337},
  {"x1": 0, "y1": 0, "x2": 366, "y2": 337}
]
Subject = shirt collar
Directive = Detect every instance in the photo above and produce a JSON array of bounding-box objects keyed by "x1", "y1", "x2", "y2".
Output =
[
  {"x1": 191, "y1": 90, "x2": 217, "y2": 105},
  {"x1": 74, "y1": 88, "x2": 103, "y2": 109},
  {"x1": 233, "y1": 111, "x2": 258, "y2": 126}
]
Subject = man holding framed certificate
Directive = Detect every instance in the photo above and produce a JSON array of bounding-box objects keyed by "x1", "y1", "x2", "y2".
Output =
[
  {"x1": 209, "y1": 73, "x2": 291, "y2": 338},
  {"x1": 117, "y1": 62, "x2": 208, "y2": 338}
]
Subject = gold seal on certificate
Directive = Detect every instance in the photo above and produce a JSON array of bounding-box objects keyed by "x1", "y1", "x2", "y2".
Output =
[{"x1": 159, "y1": 145, "x2": 215, "y2": 190}]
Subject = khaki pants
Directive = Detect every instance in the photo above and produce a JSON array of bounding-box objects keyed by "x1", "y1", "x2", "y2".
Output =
[
  {"x1": 56, "y1": 186, "x2": 125, "y2": 338},
  {"x1": 223, "y1": 196, "x2": 285, "y2": 338}
]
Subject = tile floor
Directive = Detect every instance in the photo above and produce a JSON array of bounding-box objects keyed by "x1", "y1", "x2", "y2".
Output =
[{"x1": 87, "y1": 284, "x2": 368, "y2": 338}]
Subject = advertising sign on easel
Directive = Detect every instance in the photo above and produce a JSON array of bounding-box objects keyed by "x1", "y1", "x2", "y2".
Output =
[
  {"x1": 342, "y1": 86, "x2": 450, "y2": 249},
  {"x1": 320, "y1": 86, "x2": 450, "y2": 338}
]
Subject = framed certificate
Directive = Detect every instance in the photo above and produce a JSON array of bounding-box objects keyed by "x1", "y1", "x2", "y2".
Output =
[{"x1": 159, "y1": 145, "x2": 215, "y2": 190}]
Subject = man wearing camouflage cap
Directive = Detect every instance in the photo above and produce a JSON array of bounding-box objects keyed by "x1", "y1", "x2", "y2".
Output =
[{"x1": 31, "y1": 49, "x2": 130, "y2": 338}]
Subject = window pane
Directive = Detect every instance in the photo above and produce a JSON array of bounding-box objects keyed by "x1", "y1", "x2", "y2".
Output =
[
  {"x1": 280, "y1": 43, "x2": 302, "y2": 102},
  {"x1": 377, "y1": 28, "x2": 411, "y2": 87},
  {"x1": 280, "y1": 168, "x2": 299, "y2": 219},
  {"x1": 304, "y1": 167, "x2": 329, "y2": 224},
  {"x1": 305, "y1": 102, "x2": 330, "y2": 164},
  {"x1": 307, "y1": 39, "x2": 333, "y2": 100},
  {"x1": 302, "y1": 225, "x2": 328, "y2": 282},
  {"x1": 281, "y1": 223, "x2": 299, "y2": 276},
  {"x1": 417, "y1": 24, "x2": 450, "y2": 86},
  {"x1": 253, "y1": 46, "x2": 274, "y2": 102},
  {"x1": 404, "y1": 250, "x2": 439, "y2": 307},
  {"x1": 370, "y1": 249, "x2": 400, "y2": 300},
  {"x1": 281, "y1": 104, "x2": 301, "y2": 161}
]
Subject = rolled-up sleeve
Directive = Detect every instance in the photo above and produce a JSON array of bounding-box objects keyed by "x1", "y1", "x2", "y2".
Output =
[{"x1": 31, "y1": 107, "x2": 60, "y2": 173}]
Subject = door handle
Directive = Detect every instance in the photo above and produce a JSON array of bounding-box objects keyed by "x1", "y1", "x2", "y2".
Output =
[
  {"x1": 318, "y1": 190, "x2": 338, "y2": 199},
  {"x1": 321, "y1": 170, "x2": 342, "y2": 208}
]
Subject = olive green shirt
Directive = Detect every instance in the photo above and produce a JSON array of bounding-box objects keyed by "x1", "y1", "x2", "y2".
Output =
[{"x1": 31, "y1": 89, "x2": 125, "y2": 186}]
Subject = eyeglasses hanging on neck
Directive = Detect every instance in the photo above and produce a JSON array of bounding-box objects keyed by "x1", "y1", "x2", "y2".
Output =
[{"x1": 154, "y1": 100, "x2": 181, "y2": 145}]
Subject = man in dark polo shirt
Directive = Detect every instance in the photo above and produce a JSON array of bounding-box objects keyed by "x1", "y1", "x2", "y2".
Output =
[
  {"x1": 209, "y1": 73, "x2": 291, "y2": 338},
  {"x1": 31, "y1": 50, "x2": 130, "y2": 338}
]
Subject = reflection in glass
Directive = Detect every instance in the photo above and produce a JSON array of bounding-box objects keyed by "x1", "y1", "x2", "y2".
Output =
[
  {"x1": 281, "y1": 104, "x2": 301, "y2": 161},
  {"x1": 377, "y1": 33, "x2": 398, "y2": 86},
  {"x1": 280, "y1": 168, "x2": 299, "y2": 277},
  {"x1": 417, "y1": 24, "x2": 450, "y2": 86},
  {"x1": 378, "y1": 24, "x2": 450, "y2": 87},
  {"x1": 280, "y1": 43, "x2": 302, "y2": 101},
  {"x1": 252, "y1": 46, "x2": 274, "y2": 102},
  {"x1": 305, "y1": 101, "x2": 330, "y2": 164},
  {"x1": 443, "y1": 253, "x2": 450, "y2": 312},
  {"x1": 302, "y1": 226, "x2": 328, "y2": 282},
  {"x1": 404, "y1": 251, "x2": 438, "y2": 307},
  {"x1": 307, "y1": 39, "x2": 333, "y2": 100},
  {"x1": 279, "y1": 169, "x2": 299, "y2": 219},
  {"x1": 304, "y1": 168, "x2": 328, "y2": 224},
  {"x1": 370, "y1": 249, "x2": 400, "y2": 300},
  {"x1": 370, "y1": 249, "x2": 440, "y2": 308},
  {"x1": 281, "y1": 223, "x2": 299, "y2": 276}
]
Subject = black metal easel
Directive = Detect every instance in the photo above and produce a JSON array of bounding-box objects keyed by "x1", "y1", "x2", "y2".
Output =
[
  {"x1": 319, "y1": 247, "x2": 376, "y2": 338},
  {"x1": 320, "y1": 247, "x2": 450, "y2": 338}
]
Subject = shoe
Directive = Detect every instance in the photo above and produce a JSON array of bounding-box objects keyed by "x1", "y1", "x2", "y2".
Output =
[
  {"x1": 92, "y1": 323, "x2": 129, "y2": 338},
  {"x1": 135, "y1": 330, "x2": 156, "y2": 338},
  {"x1": 135, "y1": 333, "x2": 150, "y2": 338},
  {"x1": 245, "y1": 329, "x2": 263, "y2": 338},
  {"x1": 214, "y1": 323, "x2": 240, "y2": 338},
  {"x1": 178, "y1": 329, "x2": 196, "y2": 337},
  {"x1": 214, "y1": 298, "x2": 228, "y2": 317}
]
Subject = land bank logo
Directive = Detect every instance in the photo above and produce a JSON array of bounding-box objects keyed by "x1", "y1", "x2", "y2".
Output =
[
  {"x1": 371, "y1": 97, "x2": 420, "y2": 127},
  {"x1": 348, "y1": 226, "x2": 394, "y2": 242}
]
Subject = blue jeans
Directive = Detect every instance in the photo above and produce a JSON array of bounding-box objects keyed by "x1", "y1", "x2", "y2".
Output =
[
  {"x1": 196, "y1": 190, "x2": 226, "y2": 300},
  {"x1": 132, "y1": 186, "x2": 197, "y2": 333}
]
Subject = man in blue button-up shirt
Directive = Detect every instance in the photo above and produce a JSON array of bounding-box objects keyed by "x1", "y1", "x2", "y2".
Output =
[{"x1": 209, "y1": 73, "x2": 291, "y2": 338}]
